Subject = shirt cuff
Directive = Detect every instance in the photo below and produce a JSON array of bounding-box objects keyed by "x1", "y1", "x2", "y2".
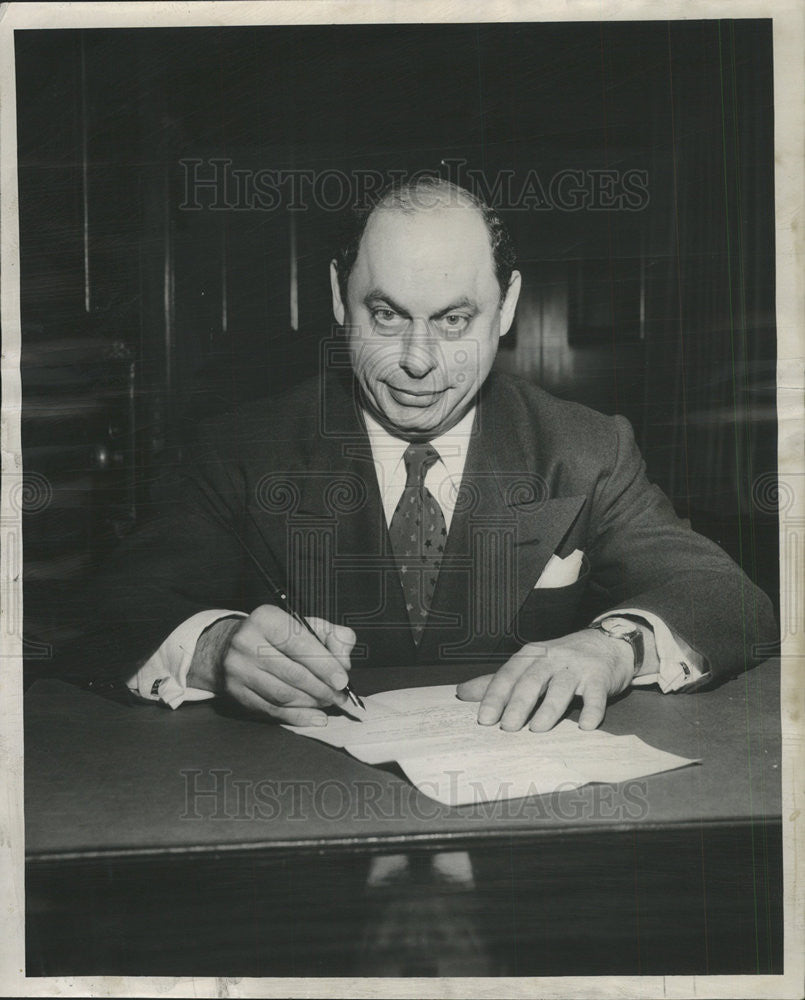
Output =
[
  {"x1": 126, "y1": 609, "x2": 247, "y2": 709},
  {"x1": 593, "y1": 608, "x2": 710, "y2": 692}
]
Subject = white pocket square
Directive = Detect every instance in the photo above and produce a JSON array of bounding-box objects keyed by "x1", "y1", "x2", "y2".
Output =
[{"x1": 534, "y1": 549, "x2": 584, "y2": 589}]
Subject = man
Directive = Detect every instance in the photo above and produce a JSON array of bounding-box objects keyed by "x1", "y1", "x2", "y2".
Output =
[{"x1": 89, "y1": 176, "x2": 775, "y2": 731}]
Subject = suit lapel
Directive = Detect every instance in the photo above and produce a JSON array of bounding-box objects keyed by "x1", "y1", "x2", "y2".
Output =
[{"x1": 418, "y1": 378, "x2": 586, "y2": 664}]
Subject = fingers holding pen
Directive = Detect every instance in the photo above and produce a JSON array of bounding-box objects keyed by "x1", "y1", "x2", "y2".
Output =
[
  {"x1": 306, "y1": 617, "x2": 357, "y2": 675},
  {"x1": 253, "y1": 605, "x2": 351, "y2": 691},
  {"x1": 225, "y1": 636, "x2": 344, "y2": 708},
  {"x1": 223, "y1": 606, "x2": 353, "y2": 713}
]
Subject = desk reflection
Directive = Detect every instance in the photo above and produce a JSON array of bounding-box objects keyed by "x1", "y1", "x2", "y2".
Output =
[{"x1": 357, "y1": 851, "x2": 492, "y2": 976}]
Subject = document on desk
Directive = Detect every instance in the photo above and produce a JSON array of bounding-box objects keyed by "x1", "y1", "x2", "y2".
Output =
[{"x1": 283, "y1": 684, "x2": 699, "y2": 806}]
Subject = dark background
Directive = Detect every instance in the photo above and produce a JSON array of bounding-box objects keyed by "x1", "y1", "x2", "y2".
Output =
[{"x1": 15, "y1": 21, "x2": 778, "y2": 675}]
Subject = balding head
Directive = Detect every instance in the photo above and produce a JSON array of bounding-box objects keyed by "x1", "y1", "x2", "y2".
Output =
[{"x1": 334, "y1": 176, "x2": 517, "y2": 307}]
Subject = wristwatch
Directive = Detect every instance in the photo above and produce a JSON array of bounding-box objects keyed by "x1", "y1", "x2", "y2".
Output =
[{"x1": 587, "y1": 617, "x2": 645, "y2": 676}]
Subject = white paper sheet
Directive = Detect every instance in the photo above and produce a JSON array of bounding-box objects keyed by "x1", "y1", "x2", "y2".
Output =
[{"x1": 283, "y1": 684, "x2": 699, "y2": 806}]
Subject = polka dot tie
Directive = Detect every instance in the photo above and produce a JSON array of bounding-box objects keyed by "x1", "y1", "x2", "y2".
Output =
[{"x1": 388, "y1": 443, "x2": 447, "y2": 645}]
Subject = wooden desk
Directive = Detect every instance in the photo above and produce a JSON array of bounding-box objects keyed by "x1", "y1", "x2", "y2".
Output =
[{"x1": 26, "y1": 661, "x2": 782, "y2": 976}]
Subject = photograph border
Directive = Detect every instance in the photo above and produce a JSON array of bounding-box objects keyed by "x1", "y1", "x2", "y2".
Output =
[{"x1": 1, "y1": 2, "x2": 802, "y2": 997}]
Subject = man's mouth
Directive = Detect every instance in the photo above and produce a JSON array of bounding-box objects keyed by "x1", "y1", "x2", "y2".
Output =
[{"x1": 385, "y1": 385, "x2": 447, "y2": 407}]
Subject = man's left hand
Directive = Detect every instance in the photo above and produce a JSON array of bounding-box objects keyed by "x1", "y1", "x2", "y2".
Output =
[{"x1": 456, "y1": 629, "x2": 634, "y2": 732}]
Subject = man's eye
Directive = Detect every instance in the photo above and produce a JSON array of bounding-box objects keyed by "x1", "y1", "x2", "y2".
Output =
[
  {"x1": 372, "y1": 308, "x2": 402, "y2": 327},
  {"x1": 435, "y1": 314, "x2": 470, "y2": 336}
]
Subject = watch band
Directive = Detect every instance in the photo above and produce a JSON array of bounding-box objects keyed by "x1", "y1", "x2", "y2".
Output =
[{"x1": 587, "y1": 618, "x2": 645, "y2": 676}]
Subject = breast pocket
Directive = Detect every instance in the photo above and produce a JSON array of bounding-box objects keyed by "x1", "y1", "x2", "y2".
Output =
[{"x1": 511, "y1": 554, "x2": 591, "y2": 645}]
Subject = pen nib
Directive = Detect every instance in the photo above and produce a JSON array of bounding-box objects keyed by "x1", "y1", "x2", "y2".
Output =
[{"x1": 343, "y1": 685, "x2": 366, "y2": 711}]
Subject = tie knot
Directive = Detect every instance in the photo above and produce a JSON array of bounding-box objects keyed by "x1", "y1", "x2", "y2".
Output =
[{"x1": 403, "y1": 443, "x2": 440, "y2": 488}]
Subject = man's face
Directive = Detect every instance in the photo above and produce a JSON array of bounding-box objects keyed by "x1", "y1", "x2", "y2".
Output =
[{"x1": 330, "y1": 202, "x2": 521, "y2": 439}]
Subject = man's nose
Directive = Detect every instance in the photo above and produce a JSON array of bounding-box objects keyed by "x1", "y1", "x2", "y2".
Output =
[{"x1": 399, "y1": 318, "x2": 438, "y2": 379}]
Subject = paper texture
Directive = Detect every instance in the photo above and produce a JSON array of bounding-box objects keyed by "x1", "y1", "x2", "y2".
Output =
[{"x1": 283, "y1": 684, "x2": 699, "y2": 806}]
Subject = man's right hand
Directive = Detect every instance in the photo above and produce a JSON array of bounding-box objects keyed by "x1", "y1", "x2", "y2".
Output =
[{"x1": 187, "y1": 605, "x2": 356, "y2": 726}]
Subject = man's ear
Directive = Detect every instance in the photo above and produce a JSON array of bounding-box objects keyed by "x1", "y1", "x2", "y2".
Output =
[
  {"x1": 499, "y1": 270, "x2": 522, "y2": 338},
  {"x1": 330, "y1": 260, "x2": 346, "y2": 325}
]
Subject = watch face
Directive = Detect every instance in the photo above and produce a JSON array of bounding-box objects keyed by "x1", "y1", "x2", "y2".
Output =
[{"x1": 601, "y1": 618, "x2": 635, "y2": 638}]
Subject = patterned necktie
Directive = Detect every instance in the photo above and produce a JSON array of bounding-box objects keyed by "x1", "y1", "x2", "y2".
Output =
[{"x1": 387, "y1": 443, "x2": 447, "y2": 644}]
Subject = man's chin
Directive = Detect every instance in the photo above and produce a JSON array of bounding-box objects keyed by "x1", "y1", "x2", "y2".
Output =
[{"x1": 373, "y1": 395, "x2": 463, "y2": 438}]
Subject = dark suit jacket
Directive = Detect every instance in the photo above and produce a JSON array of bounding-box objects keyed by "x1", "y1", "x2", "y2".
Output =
[{"x1": 81, "y1": 369, "x2": 776, "y2": 683}]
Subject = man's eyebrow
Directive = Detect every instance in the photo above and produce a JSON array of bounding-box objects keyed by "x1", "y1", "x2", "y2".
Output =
[
  {"x1": 431, "y1": 297, "x2": 478, "y2": 318},
  {"x1": 363, "y1": 290, "x2": 479, "y2": 318},
  {"x1": 363, "y1": 289, "x2": 410, "y2": 316}
]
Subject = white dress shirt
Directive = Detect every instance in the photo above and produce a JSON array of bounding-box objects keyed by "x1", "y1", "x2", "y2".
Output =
[
  {"x1": 362, "y1": 405, "x2": 477, "y2": 533},
  {"x1": 127, "y1": 405, "x2": 707, "y2": 706}
]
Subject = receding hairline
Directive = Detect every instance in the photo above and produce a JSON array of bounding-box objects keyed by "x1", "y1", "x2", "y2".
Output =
[
  {"x1": 334, "y1": 175, "x2": 517, "y2": 304},
  {"x1": 375, "y1": 179, "x2": 482, "y2": 211},
  {"x1": 358, "y1": 193, "x2": 499, "y2": 262},
  {"x1": 366, "y1": 183, "x2": 489, "y2": 231}
]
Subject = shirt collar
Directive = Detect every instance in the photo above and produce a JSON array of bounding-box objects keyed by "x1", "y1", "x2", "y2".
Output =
[{"x1": 362, "y1": 406, "x2": 477, "y2": 486}]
